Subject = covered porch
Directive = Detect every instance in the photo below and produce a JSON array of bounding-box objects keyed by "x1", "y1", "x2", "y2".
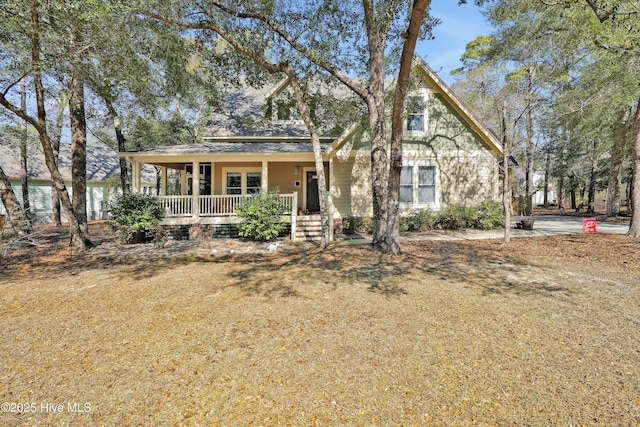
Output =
[{"x1": 119, "y1": 140, "x2": 333, "y2": 240}]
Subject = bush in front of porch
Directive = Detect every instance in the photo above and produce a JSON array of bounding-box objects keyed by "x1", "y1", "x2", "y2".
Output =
[
  {"x1": 108, "y1": 193, "x2": 165, "y2": 244},
  {"x1": 235, "y1": 190, "x2": 287, "y2": 242}
]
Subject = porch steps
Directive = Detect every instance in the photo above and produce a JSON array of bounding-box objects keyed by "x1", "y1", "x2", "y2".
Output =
[{"x1": 296, "y1": 214, "x2": 323, "y2": 241}]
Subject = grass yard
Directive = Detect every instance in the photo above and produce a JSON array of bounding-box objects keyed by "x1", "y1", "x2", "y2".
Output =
[{"x1": 1, "y1": 225, "x2": 639, "y2": 426}]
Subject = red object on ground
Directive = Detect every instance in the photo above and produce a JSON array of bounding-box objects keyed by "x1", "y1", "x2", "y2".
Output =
[{"x1": 582, "y1": 218, "x2": 597, "y2": 233}]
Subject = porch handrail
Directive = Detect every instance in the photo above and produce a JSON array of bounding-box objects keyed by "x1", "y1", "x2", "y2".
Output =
[
  {"x1": 157, "y1": 193, "x2": 295, "y2": 218},
  {"x1": 158, "y1": 195, "x2": 193, "y2": 217}
]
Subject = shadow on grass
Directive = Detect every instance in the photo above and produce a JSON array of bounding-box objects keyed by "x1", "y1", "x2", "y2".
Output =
[
  {"x1": 401, "y1": 240, "x2": 573, "y2": 298},
  {"x1": 1, "y1": 225, "x2": 572, "y2": 300},
  {"x1": 213, "y1": 240, "x2": 572, "y2": 299},
  {"x1": 218, "y1": 246, "x2": 410, "y2": 297}
]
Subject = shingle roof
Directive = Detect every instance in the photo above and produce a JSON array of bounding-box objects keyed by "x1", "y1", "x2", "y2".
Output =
[
  {"x1": 0, "y1": 143, "x2": 155, "y2": 182},
  {"x1": 128, "y1": 141, "x2": 333, "y2": 156},
  {"x1": 202, "y1": 78, "x2": 351, "y2": 139}
]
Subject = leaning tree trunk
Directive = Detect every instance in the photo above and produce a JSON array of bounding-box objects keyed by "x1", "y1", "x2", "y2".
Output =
[
  {"x1": 30, "y1": 0, "x2": 91, "y2": 249},
  {"x1": 0, "y1": 0, "x2": 92, "y2": 249},
  {"x1": 607, "y1": 108, "x2": 630, "y2": 217},
  {"x1": 386, "y1": 0, "x2": 431, "y2": 255},
  {"x1": 627, "y1": 100, "x2": 640, "y2": 237},
  {"x1": 50, "y1": 94, "x2": 66, "y2": 226},
  {"x1": 0, "y1": 166, "x2": 32, "y2": 237},
  {"x1": 286, "y1": 71, "x2": 330, "y2": 249}
]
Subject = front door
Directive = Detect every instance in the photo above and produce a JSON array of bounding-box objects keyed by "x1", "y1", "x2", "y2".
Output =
[{"x1": 306, "y1": 171, "x2": 320, "y2": 213}]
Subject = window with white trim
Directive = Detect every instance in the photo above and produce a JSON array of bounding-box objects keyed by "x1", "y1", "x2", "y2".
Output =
[
  {"x1": 405, "y1": 91, "x2": 428, "y2": 134},
  {"x1": 418, "y1": 166, "x2": 436, "y2": 204},
  {"x1": 223, "y1": 168, "x2": 262, "y2": 195},
  {"x1": 399, "y1": 165, "x2": 437, "y2": 206},
  {"x1": 226, "y1": 172, "x2": 242, "y2": 195},
  {"x1": 400, "y1": 166, "x2": 414, "y2": 203}
]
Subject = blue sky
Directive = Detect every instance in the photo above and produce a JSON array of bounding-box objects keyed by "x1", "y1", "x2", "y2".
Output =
[{"x1": 415, "y1": 1, "x2": 494, "y2": 85}]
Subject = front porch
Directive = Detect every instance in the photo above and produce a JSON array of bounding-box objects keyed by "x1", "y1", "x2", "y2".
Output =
[
  {"x1": 156, "y1": 193, "x2": 297, "y2": 224},
  {"x1": 129, "y1": 162, "x2": 330, "y2": 242}
]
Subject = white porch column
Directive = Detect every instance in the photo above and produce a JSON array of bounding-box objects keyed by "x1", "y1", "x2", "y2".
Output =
[
  {"x1": 160, "y1": 166, "x2": 168, "y2": 196},
  {"x1": 291, "y1": 191, "x2": 298, "y2": 242},
  {"x1": 192, "y1": 161, "x2": 200, "y2": 218},
  {"x1": 261, "y1": 160, "x2": 269, "y2": 193},
  {"x1": 131, "y1": 159, "x2": 141, "y2": 193},
  {"x1": 180, "y1": 168, "x2": 187, "y2": 195},
  {"x1": 211, "y1": 161, "x2": 215, "y2": 195}
]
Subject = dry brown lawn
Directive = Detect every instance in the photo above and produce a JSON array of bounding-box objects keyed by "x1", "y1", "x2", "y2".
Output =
[{"x1": 1, "y1": 224, "x2": 639, "y2": 426}]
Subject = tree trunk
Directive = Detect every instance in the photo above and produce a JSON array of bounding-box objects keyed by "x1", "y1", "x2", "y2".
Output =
[
  {"x1": 68, "y1": 24, "x2": 89, "y2": 234},
  {"x1": 627, "y1": 100, "x2": 640, "y2": 236},
  {"x1": 50, "y1": 94, "x2": 66, "y2": 226},
  {"x1": 501, "y1": 102, "x2": 511, "y2": 244},
  {"x1": 386, "y1": 0, "x2": 431, "y2": 255},
  {"x1": 543, "y1": 149, "x2": 550, "y2": 207},
  {"x1": 607, "y1": 108, "x2": 630, "y2": 217},
  {"x1": 20, "y1": 77, "x2": 32, "y2": 223},
  {"x1": 525, "y1": 66, "x2": 536, "y2": 216},
  {"x1": 368, "y1": 52, "x2": 390, "y2": 251},
  {"x1": 105, "y1": 101, "x2": 131, "y2": 194},
  {"x1": 587, "y1": 140, "x2": 598, "y2": 214},
  {"x1": 29, "y1": 0, "x2": 92, "y2": 249},
  {"x1": 0, "y1": 166, "x2": 32, "y2": 237},
  {"x1": 287, "y1": 72, "x2": 330, "y2": 248},
  {"x1": 557, "y1": 130, "x2": 568, "y2": 213}
]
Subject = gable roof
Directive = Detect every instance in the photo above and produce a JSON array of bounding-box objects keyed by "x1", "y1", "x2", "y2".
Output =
[
  {"x1": 412, "y1": 57, "x2": 503, "y2": 155},
  {"x1": 330, "y1": 57, "x2": 503, "y2": 156}
]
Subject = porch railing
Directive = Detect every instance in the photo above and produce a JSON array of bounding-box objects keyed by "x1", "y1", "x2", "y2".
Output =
[{"x1": 158, "y1": 193, "x2": 295, "y2": 218}]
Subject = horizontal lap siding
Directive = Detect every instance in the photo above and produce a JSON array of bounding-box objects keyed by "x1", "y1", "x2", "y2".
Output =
[
  {"x1": 429, "y1": 152, "x2": 499, "y2": 207},
  {"x1": 331, "y1": 151, "x2": 372, "y2": 218}
]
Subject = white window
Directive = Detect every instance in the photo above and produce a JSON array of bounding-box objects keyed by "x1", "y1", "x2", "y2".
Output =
[
  {"x1": 399, "y1": 165, "x2": 437, "y2": 206},
  {"x1": 406, "y1": 92, "x2": 428, "y2": 133},
  {"x1": 400, "y1": 166, "x2": 414, "y2": 203},
  {"x1": 226, "y1": 172, "x2": 242, "y2": 195},
  {"x1": 418, "y1": 166, "x2": 436, "y2": 204},
  {"x1": 223, "y1": 168, "x2": 262, "y2": 195}
]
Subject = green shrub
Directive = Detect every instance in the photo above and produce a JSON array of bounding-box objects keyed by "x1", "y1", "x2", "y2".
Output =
[
  {"x1": 108, "y1": 193, "x2": 165, "y2": 243},
  {"x1": 438, "y1": 205, "x2": 478, "y2": 229},
  {"x1": 400, "y1": 202, "x2": 504, "y2": 232},
  {"x1": 402, "y1": 209, "x2": 439, "y2": 231},
  {"x1": 342, "y1": 215, "x2": 374, "y2": 235},
  {"x1": 475, "y1": 201, "x2": 504, "y2": 230},
  {"x1": 235, "y1": 190, "x2": 287, "y2": 241}
]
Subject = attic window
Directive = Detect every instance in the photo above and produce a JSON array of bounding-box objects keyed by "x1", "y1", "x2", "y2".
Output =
[
  {"x1": 275, "y1": 100, "x2": 301, "y2": 121},
  {"x1": 406, "y1": 96, "x2": 426, "y2": 132}
]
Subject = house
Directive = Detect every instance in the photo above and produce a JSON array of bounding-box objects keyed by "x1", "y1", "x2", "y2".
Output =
[
  {"x1": 0, "y1": 143, "x2": 155, "y2": 223},
  {"x1": 120, "y1": 58, "x2": 503, "y2": 241}
]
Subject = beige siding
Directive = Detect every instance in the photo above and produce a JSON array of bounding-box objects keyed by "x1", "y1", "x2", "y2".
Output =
[
  {"x1": 331, "y1": 146, "x2": 372, "y2": 217},
  {"x1": 268, "y1": 162, "x2": 315, "y2": 194},
  {"x1": 329, "y1": 89, "x2": 500, "y2": 218}
]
